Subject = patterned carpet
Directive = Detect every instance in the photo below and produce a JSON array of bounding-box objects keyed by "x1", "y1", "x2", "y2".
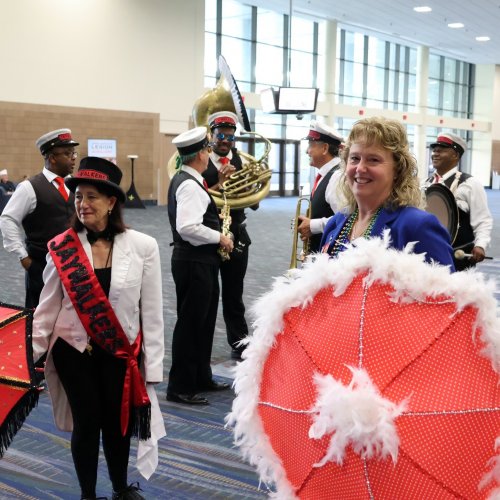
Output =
[{"x1": 1, "y1": 191, "x2": 500, "y2": 499}]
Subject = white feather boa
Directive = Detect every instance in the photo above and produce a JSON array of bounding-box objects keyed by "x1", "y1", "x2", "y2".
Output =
[{"x1": 226, "y1": 233, "x2": 500, "y2": 499}]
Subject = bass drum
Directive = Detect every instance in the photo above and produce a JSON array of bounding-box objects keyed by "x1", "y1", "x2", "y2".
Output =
[{"x1": 424, "y1": 183, "x2": 459, "y2": 245}]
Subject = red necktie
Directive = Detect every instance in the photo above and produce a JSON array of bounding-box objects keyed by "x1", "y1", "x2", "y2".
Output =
[
  {"x1": 311, "y1": 173, "x2": 322, "y2": 198},
  {"x1": 54, "y1": 176, "x2": 69, "y2": 201},
  {"x1": 433, "y1": 174, "x2": 441, "y2": 184},
  {"x1": 203, "y1": 179, "x2": 209, "y2": 191},
  {"x1": 220, "y1": 157, "x2": 230, "y2": 165}
]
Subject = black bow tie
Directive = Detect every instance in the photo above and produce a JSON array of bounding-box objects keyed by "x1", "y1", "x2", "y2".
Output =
[{"x1": 86, "y1": 228, "x2": 113, "y2": 244}]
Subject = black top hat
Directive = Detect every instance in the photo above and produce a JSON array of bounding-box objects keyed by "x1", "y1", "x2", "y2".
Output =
[{"x1": 65, "y1": 157, "x2": 126, "y2": 203}]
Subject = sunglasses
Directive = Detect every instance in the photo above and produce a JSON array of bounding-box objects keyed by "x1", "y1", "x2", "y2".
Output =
[{"x1": 215, "y1": 133, "x2": 236, "y2": 142}]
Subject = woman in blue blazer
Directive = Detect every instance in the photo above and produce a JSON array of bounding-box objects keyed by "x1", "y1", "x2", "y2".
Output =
[{"x1": 320, "y1": 117, "x2": 455, "y2": 270}]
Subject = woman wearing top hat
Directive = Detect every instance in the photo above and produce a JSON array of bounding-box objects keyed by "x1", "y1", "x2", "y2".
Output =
[{"x1": 32, "y1": 157, "x2": 165, "y2": 500}]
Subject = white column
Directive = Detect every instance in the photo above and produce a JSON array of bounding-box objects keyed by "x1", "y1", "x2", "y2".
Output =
[{"x1": 415, "y1": 46, "x2": 429, "y2": 180}]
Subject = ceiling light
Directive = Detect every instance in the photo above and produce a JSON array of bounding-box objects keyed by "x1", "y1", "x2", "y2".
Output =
[
  {"x1": 448, "y1": 22, "x2": 464, "y2": 28},
  {"x1": 413, "y1": 6, "x2": 432, "y2": 13},
  {"x1": 475, "y1": 36, "x2": 490, "y2": 42}
]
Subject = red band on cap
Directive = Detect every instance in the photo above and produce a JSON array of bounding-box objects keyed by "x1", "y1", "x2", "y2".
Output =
[
  {"x1": 436, "y1": 135, "x2": 454, "y2": 146},
  {"x1": 76, "y1": 170, "x2": 109, "y2": 180},
  {"x1": 58, "y1": 133, "x2": 72, "y2": 141},
  {"x1": 214, "y1": 116, "x2": 236, "y2": 125},
  {"x1": 308, "y1": 131, "x2": 321, "y2": 140}
]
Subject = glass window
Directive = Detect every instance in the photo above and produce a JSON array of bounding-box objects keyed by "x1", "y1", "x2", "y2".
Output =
[
  {"x1": 290, "y1": 50, "x2": 314, "y2": 87},
  {"x1": 221, "y1": 0, "x2": 252, "y2": 40},
  {"x1": 291, "y1": 16, "x2": 314, "y2": 52},
  {"x1": 366, "y1": 65, "x2": 385, "y2": 102},
  {"x1": 257, "y1": 9, "x2": 283, "y2": 47},
  {"x1": 204, "y1": 32, "x2": 217, "y2": 79},
  {"x1": 443, "y1": 58, "x2": 456, "y2": 82},
  {"x1": 256, "y1": 43, "x2": 285, "y2": 86},
  {"x1": 344, "y1": 31, "x2": 365, "y2": 63},
  {"x1": 205, "y1": 0, "x2": 217, "y2": 33},
  {"x1": 221, "y1": 38, "x2": 253, "y2": 88},
  {"x1": 368, "y1": 37, "x2": 387, "y2": 67},
  {"x1": 427, "y1": 78, "x2": 440, "y2": 112},
  {"x1": 428, "y1": 54, "x2": 441, "y2": 79}
]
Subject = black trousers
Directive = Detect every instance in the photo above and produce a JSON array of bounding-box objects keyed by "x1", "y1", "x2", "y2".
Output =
[
  {"x1": 25, "y1": 256, "x2": 46, "y2": 308},
  {"x1": 168, "y1": 259, "x2": 220, "y2": 394},
  {"x1": 220, "y1": 241, "x2": 249, "y2": 350},
  {"x1": 51, "y1": 338, "x2": 131, "y2": 498}
]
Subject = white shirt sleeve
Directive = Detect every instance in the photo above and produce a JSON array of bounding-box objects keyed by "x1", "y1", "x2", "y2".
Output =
[
  {"x1": 310, "y1": 169, "x2": 342, "y2": 234},
  {"x1": 0, "y1": 180, "x2": 37, "y2": 259},
  {"x1": 175, "y1": 180, "x2": 221, "y2": 246},
  {"x1": 455, "y1": 177, "x2": 493, "y2": 250}
]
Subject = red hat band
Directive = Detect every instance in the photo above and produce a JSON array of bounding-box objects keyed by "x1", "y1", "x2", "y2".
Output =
[{"x1": 76, "y1": 169, "x2": 109, "y2": 181}]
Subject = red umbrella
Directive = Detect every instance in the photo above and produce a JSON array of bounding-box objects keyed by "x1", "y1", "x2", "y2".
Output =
[
  {"x1": 229, "y1": 236, "x2": 500, "y2": 499},
  {"x1": 0, "y1": 302, "x2": 44, "y2": 458}
]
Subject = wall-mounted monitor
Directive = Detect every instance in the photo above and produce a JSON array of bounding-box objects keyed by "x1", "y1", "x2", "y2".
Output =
[
  {"x1": 260, "y1": 86, "x2": 319, "y2": 115},
  {"x1": 277, "y1": 87, "x2": 319, "y2": 114}
]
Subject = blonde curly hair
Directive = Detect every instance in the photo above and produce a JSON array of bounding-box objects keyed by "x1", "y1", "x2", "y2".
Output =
[{"x1": 338, "y1": 117, "x2": 424, "y2": 213}]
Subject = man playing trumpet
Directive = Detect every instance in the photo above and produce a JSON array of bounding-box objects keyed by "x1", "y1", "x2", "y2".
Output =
[{"x1": 297, "y1": 121, "x2": 344, "y2": 253}]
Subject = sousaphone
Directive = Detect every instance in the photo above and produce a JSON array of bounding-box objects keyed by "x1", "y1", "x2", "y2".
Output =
[{"x1": 167, "y1": 55, "x2": 272, "y2": 210}]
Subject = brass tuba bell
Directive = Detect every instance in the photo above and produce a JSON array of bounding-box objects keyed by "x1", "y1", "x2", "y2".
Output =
[{"x1": 167, "y1": 56, "x2": 272, "y2": 210}]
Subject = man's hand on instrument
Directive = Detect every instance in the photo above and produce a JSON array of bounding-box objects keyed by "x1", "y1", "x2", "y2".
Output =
[
  {"x1": 471, "y1": 246, "x2": 486, "y2": 263},
  {"x1": 218, "y1": 164, "x2": 236, "y2": 185},
  {"x1": 220, "y1": 233, "x2": 234, "y2": 253},
  {"x1": 297, "y1": 216, "x2": 312, "y2": 239}
]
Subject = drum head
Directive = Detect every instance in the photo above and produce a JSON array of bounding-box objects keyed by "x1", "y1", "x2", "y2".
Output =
[{"x1": 425, "y1": 184, "x2": 459, "y2": 244}]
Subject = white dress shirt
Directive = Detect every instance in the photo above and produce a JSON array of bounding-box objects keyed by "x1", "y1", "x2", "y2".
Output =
[
  {"x1": 0, "y1": 167, "x2": 71, "y2": 260},
  {"x1": 175, "y1": 165, "x2": 221, "y2": 246},
  {"x1": 424, "y1": 166, "x2": 492, "y2": 250},
  {"x1": 310, "y1": 157, "x2": 342, "y2": 235}
]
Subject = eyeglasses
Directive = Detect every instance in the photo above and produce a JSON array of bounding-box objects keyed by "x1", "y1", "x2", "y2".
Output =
[
  {"x1": 215, "y1": 133, "x2": 235, "y2": 142},
  {"x1": 52, "y1": 151, "x2": 78, "y2": 159},
  {"x1": 204, "y1": 145, "x2": 213, "y2": 153}
]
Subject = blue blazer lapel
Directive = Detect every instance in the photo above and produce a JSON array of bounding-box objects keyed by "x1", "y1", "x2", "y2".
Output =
[{"x1": 371, "y1": 207, "x2": 400, "y2": 236}]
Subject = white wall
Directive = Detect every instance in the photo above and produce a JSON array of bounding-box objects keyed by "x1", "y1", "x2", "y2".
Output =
[{"x1": 0, "y1": 0, "x2": 205, "y2": 133}]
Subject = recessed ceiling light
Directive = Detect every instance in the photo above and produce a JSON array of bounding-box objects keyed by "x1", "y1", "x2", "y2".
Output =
[
  {"x1": 476, "y1": 36, "x2": 491, "y2": 42},
  {"x1": 448, "y1": 22, "x2": 464, "y2": 28},
  {"x1": 413, "y1": 6, "x2": 432, "y2": 13}
]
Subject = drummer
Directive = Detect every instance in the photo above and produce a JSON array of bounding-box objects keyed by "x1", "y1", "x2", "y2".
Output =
[
  {"x1": 423, "y1": 133, "x2": 492, "y2": 271},
  {"x1": 321, "y1": 117, "x2": 455, "y2": 269}
]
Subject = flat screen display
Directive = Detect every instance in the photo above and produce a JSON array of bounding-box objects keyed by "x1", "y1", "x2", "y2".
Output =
[{"x1": 277, "y1": 87, "x2": 319, "y2": 113}]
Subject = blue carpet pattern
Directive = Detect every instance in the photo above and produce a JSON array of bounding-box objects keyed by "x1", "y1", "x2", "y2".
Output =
[{"x1": 1, "y1": 192, "x2": 500, "y2": 499}]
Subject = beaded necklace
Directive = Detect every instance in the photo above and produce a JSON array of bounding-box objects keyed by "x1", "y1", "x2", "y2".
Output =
[{"x1": 327, "y1": 206, "x2": 382, "y2": 257}]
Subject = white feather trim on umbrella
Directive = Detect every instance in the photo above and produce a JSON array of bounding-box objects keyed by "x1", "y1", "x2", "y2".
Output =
[
  {"x1": 308, "y1": 367, "x2": 408, "y2": 467},
  {"x1": 227, "y1": 232, "x2": 500, "y2": 497}
]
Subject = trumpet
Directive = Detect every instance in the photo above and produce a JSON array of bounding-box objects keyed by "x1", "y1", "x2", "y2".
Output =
[{"x1": 290, "y1": 188, "x2": 311, "y2": 269}]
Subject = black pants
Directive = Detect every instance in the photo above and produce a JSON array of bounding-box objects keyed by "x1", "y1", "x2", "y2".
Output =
[
  {"x1": 168, "y1": 259, "x2": 220, "y2": 394},
  {"x1": 51, "y1": 338, "x2": 131, "y2": 498},
  {"x1": 25, "y1": 256, "x2": 46, "y2": 308},
  {"x1": 220, "y1": 239, "x2": 249, "y2": 350}
]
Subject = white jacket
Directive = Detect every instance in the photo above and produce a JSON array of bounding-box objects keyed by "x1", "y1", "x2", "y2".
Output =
[{"x1": 32, "y1": 228, "x2": 165, "y2": 479}]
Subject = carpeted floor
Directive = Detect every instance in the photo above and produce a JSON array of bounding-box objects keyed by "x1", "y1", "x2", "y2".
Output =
[{"x1": 1, "y1": 192, "x2": 500, "y2": 499}]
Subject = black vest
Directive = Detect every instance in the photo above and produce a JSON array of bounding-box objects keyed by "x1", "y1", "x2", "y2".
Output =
[
  {"x1": 442, "y1": 172, "x2": 474, "y2": 251},
  {"x1": 168, "y1": 170, "x2": 221, "y2": 264},
  {"x1": 22, "y1": 173, "x2": 75, "y2": 260},
  {"x1": 203, "y1": 148, "x2": 246, "y2": 232},
  {"x1": 309, "y1": 167, "x2": 337, "y2": 253}
]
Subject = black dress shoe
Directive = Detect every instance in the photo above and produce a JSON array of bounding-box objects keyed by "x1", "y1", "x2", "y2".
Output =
[
  {"x1": 231, "y1": 349, "x2": 243, "y2": 360},
  {"x1": 166, "y1": 392, "x2": 209, "y2": 405},
  {"x1": 199, "y1": 379, "x2": 231, "y2": 391}
]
